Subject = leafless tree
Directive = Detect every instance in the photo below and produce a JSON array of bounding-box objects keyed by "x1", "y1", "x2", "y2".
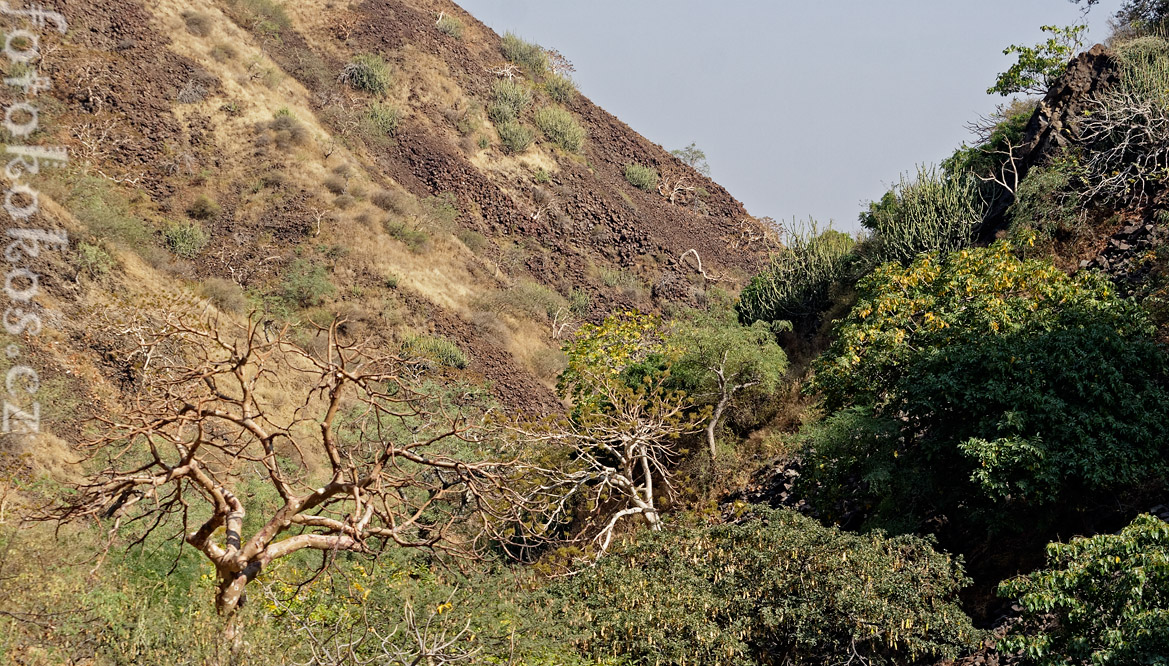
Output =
[
  {"x1": 657, "y1": 174, "x2": 696, "y2": 205},
  {"x1": 49, "y1": 310, "x2": 514, "y2": 620},
  {"x1": 975, "y1": 136, "x2": 1023, "y2": 196},
  {"x1": 504, "y1": 369, "x2": 702, "y2": 558},
  {"x1": 1079, "y1": 85, "x2": 1169, "y2": 205}
]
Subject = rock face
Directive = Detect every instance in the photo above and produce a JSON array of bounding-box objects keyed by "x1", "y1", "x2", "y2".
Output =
[
  {"x1": 1018, "y1": 44, "x2": 1122, "y2": 170},
  {"x1": 983, "y1": 45, "x2": 1122, "y2": 236}
]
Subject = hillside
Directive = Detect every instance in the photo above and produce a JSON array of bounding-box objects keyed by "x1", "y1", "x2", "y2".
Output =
[
  {"x1": 20, "y1": 0, "x2": 767, "y2": 423},
  {"x1": 4, "y1": 2, "x2": 1169, "y2": 666}
]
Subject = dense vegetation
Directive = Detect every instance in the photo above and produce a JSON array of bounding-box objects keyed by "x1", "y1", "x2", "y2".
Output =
[{"x1": 9, "y1": 1, "x2": 1169, "y2": 665}]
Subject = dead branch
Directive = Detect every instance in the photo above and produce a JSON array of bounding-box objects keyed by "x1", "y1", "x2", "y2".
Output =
[
  {"x1": 502, "y1": 370, "x2": 703, "y2": 559},
  {"x1": 679, "y1": 248, "x2": 724, "y2": 283},
  {"x1": 485, "y1": 63, "x2": 520, "y2": 80},
  {"x1": 47, "y1": 311, "x2": 517, "y2": 617}
]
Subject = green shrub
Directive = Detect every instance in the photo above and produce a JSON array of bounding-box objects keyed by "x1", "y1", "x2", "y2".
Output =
[
  {"x1": 568, "y1": 289, "x2": 590, "y2": 316},
  {"x1": 455, "y1": 228, "x2": 488, "y2": 253},
  {"x1": 228, "y1": 0, "x2": 290, "y2": 37},
  {"x1": 488, "y1": 78, "x2": 532, "y2": 124},
  {"x1": 861, "y1": 166, "x2": 982, "y2": 267},
  {"x1": 496, "y1": 121, "x2": 534, "y2": 153},
  {"x1": 736, "y1": 225, "x2": 855, "y2": 324},
  {"x1": 623, "y1": 163, "x2": 658, "y2": 191},
  {"x1": 364, "y1": 101, "x2": 401, "y2": 136},
  {"x1": 999, "y1": 514, "x2": 1169, "y2": 665},
  {"x1": 400, "y1": 334, "x2": 468, "y2": 369},
  {"x1": 544, "y1": 74, "x2": 576, "y2": 103},
  {"x1": 383, "y1": 219, "x2": 430, "y2": 253},
  {"x1": 162, "y1": 221, "x2": 209, "y2": 258},
  {"x1": 63, "y1": 176, "x2": 152, "y2": 247},
  {"x1": 339, "y1": 54, "x2": 393, "y2": 95},
  {"x1": 556, "y1": 506, "x2": 980, "y2": 666},
  {"x1": 186, "y1": 194, "x2": 221, "y2": 221},
  {"x1": 796, "y1": 406, "x2": 902, "y2": 524},
  {"x1": 421, "y1": 192, "x2": 460, "y2": 228},
  {"x1": 435, "y1": 13, "x2": 463, "y2": 39},
  {"x1": 534, "y1": 106, "x2": 585, "y2": 152},
  {"x1": 1008, "y1": 161, "x2": 1083, "y2": 240},
  {"x1": 77, "y1": 241, "x2": 114, "y2": 277},
  {"x1": 281, "y1": 259, "x2": 335, "y2": 307},
  {"x1": 811, "y1": 240, "x2": 1169, "y2": 526},
  {"x1": 501, "y1": 32, "x2": 548, "y2": 74}
]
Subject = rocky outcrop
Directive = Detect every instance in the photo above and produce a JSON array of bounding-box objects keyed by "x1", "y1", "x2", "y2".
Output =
[
  {"x1": 983, "y1": 45, "x2": 1122, "y2": 236},
  {"x1": 1018, "y1": 44, "x2": 1122, "y2": 169}
]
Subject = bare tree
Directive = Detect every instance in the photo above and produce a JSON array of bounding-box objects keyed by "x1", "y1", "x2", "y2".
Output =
[
  {"x1": 51, "y1": 311, "x2": 512, "y2": 620},
  {"x1": 505, "y1": 367, "x2": 702, "y2": 557}
]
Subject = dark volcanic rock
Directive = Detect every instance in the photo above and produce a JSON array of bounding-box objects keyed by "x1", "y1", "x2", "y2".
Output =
[{"x1": 1019, "y1": 44, "x2": 1122, "y2": 169}]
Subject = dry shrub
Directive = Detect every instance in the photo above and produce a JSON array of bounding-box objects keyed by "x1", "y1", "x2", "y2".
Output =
[
  {"x1": 323, "y1": 176, "x2": 347, "y2": 195},
  {"x1": 199, "y1": 277, "x2": 248, "y2": 313},
  {"x1": 529, "y1": 347, "x2": 566, "y2": 382},
  {"x1": 182, "y1": 10, "x2": 213, "y2": 37}
]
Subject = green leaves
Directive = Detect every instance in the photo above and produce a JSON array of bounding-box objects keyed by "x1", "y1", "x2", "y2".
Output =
[
  {"x1": 737, "y1": 222, "x2": 855, "y2": 324},
  {"x1": 988, "y1": 25, "x2": 1087, "y2": 97},
  {"x1": 810, "y1": 240, "x2": 1169, "y2": 526},
  {"x1": 1000, "y1": 514, "x2": 1169, "y2": 665},
  {"x1": 555, "y1": 507, "x2": 982, "y2": 666}
]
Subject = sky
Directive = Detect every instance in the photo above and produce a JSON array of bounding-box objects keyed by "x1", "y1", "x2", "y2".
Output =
[{"x1": 456, "y1": 0, "x2": 1122, "y2": 233}]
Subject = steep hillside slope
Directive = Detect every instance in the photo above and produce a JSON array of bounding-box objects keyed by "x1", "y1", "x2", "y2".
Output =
[{"x1": 11, "y1": 0, "x2": 770, "y2": 434}]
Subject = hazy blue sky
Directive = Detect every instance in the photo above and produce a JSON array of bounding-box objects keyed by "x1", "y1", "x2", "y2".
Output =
[{"x1": 456, "y1": 0, "x2": 1121, "y2": 232}]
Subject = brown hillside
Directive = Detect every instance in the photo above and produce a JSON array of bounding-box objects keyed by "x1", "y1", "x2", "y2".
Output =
[{"x1": 4, "y1": 0, "x2": 771, "y2": 443}]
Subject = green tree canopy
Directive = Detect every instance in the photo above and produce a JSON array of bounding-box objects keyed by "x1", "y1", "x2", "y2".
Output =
[
  {"x1": 666, "y1": 305, "x2": 787, "y2": 457},
  {"x1": 988, "y1": 25, "x2": 1086, "y2": 97},
  {"x1": 811, "y1": 241, "x2": 1169, "y2": 522},
  {"x1": 554, "y1": 506, "x2": 981, "y2": 666},
  {"x1": 999, "y1": 513, "x2": 1169, "y2": 665}
]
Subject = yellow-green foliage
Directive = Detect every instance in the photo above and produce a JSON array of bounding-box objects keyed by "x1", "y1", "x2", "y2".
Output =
[
  {"x1": 365, "y1": 101, "x2": 401, "y2": 136},
  {"x1": 558, "y1": 311, "x2": 662, "y2": 402},
  {"x1": 544, "y1": 74, "x2": 576, "y2": 103},
  {"x1": 488, "y1": 78, "x2": 532, "y2": 124},
  {"x1": 163, "y1": 221, "x2": 209, "y2": 258},
  {"x1": 623, "y1": 163, "x2": 659, "y2": 191},
  {"x1": 496, "y1": 121, "x2": 534, "y2": 153},
  {"x1": 556, "y1": 506, "x2": 981, "y2": 666},
  {"x1": 810, "y1": 240, "x2": 1169, "y2": 523},
  {"x1": 501, "y1": 32, "x2": 548, "y2": 74},
  {"x1": 534, "y1": 106, "x2": 585, "y2": 152},
  {"x1": 400, "y1": 334, "x2": 469, "y2": 369},
  {"x1": 435, "y1": 13, "x2": 463, "y2": 39}
]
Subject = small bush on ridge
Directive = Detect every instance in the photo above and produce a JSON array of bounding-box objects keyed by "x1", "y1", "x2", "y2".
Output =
[
  {"x1": 624, "y1": 163, "x2": 658, "y2": 191},
  {"x1": 163, "y1": 221, "x2": 209, "y2": 258},
  {"x1": 534, "y1": 106, "x2": 585, "y2": 152},
  {"x1": 497, "y1": 121, "x2": 535, "y2": 153},
  {"x1": 501, "y1": 32, "x2": 548, "y2": 74},
  {"x1": 340, "y1": 54, "x2": 393, "y2": 95}
]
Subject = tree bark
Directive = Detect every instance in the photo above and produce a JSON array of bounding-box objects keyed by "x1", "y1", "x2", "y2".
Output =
[{"x1": 707, "y1": 392, "x2": 730, "y2": 459}]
